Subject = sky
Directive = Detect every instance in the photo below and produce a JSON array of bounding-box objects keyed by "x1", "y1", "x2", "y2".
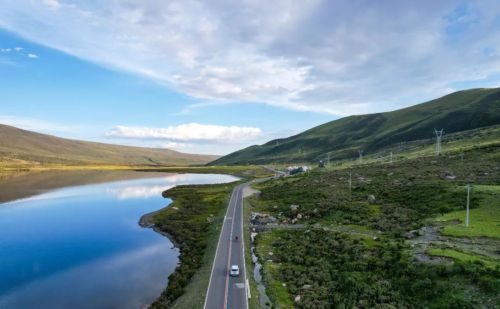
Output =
[{"x1": 0, "y1": 0, "x2": 499, "y2": 155}]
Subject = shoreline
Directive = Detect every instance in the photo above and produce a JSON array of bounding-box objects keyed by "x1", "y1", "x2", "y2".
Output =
[{"x1": 139, "y1": 204, "x2": 181, "y2": 248}]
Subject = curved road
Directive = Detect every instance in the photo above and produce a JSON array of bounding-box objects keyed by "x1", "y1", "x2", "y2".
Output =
[{"x1": 204, "y1": 184, "x2": 248, "y2": 309}]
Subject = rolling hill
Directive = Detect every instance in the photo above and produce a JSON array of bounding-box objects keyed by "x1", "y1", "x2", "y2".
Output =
[
  {"x1": 211, "y1": 87, "x2": 500, "y2": 165},
  {"x1": 0, "y1": 124, "x2": 218, "y2": 166}
]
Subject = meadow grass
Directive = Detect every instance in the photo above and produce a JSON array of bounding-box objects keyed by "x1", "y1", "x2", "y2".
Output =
[
  {"x1": 436, "y1": 185, "x2": 500, "y2": 239},
  {"x1": 427, "y1": 248, "x2": 500, "y2": 269}
]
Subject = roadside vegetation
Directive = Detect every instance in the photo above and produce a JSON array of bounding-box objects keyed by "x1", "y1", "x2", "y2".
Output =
[
  {"x1": 248, "y1": 142, "x2": 500, "y2": 308},
  {"x1": 149, "y1": 182, "x2": 238, "y2": 308}
]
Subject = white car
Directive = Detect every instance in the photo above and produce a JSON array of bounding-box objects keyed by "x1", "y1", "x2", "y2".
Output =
[{"x1": 230, "y1": 265, "x2": 240, "y2": 277}]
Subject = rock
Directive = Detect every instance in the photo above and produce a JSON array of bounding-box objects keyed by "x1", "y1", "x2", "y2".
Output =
[
  {"x1": 172, "y1": 207, "x2": 179, "y2": 210},
  {"x1": 440, "y1": 170, "x2": 456, "y2": 180},
  {"x1": 282, "y1": 283, "x2": 286, "y2": 287},
  {"x1": 290, "y1": 204, "x2": 299, "y2": 212},
  {"x1": 367, "y1": 194, "x2": 376, "y2": 204},
  {"x1": 250, "y1": 232, "x2": 258, "y2": 243},
  {"x1": 387, "y1": 172, "x2": 394, "y2": 176},
  {"x1": 313, "y1": 208, "x2": 319, "y2": 214},
  {"x1": 294, "y1": 295, "x2": 301, "y2": 303},
  {"x1": 291, "y1": 218, "x2": 298, "y2": 224},
  {"x1": 405, "y1": 230, "x2": 418, "y2": 239},
  {"x1": 297, "y1": 213, "x2": 303, "y2": 219},
  {"x1": 302, "y1": 284, "x2": 312, "y2": 289},
  {"x1": 251, "y1": 212, "x2": 278, "y2": 225}
]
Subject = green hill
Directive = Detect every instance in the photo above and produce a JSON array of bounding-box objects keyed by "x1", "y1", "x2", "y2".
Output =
[
  {"x1": 211, "y1": 87, "x2": 500, "y2": 165},
  {"x1": 0, "y1": 124, "x2": 218, "y2": 166}
]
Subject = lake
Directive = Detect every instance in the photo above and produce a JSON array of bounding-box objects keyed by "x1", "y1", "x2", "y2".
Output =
[{"x1": 0, "y1": 171, "x2": 238, "y2": 308}]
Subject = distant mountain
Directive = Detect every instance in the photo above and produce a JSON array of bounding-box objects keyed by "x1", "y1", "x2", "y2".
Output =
[
  {"x1": 0, "y1": 124, "x2": 218, "y2": 166},
  {"x1": 211, "y1": 87, "x2": 500, "y2": 165}
]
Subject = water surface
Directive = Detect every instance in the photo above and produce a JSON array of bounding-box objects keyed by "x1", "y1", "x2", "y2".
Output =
[{"x1": 0, "y1": 171, "x2": 238, "y2": 308}]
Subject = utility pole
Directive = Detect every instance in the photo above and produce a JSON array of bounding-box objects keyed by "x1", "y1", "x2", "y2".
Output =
[
  {"x1": 348, "y1": 171, "x2": 352, "y2": 197},
  {"x1": 466, "y1": 184, "x2": 471, "y2": 228},
  {"x1": 358, "y1": 150, "x2": 363, "y2": 164},
  {"x1": 434, "y1": 129, "x2": 444, "y2": 156}
]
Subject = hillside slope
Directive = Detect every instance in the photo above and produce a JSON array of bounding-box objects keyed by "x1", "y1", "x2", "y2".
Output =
[
  {"x1": 211, "y1": 87, "x2": 500, "y2": 165},
  {"x1": 0, "y1": 124, "x2": 218, "y2": 166}
]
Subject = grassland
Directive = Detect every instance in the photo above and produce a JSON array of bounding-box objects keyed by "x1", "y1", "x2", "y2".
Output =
[
  {"x1": 246, "y1": 141, "x2": 500, "y2": 307},
  {"x1": 428, "y1": 248, "x2": 500, "y2": 269},
  {"x1": 436, "y1": 185, "x2": 500, "y2": 239}
]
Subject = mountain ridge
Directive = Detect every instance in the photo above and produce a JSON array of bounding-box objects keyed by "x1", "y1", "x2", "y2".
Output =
[
  {"x1": 0, "y1": 124, "x2": 218, "y2": 166},
  {"x1": 210, "y1": 87, "x2": 500, "y2": 165}
]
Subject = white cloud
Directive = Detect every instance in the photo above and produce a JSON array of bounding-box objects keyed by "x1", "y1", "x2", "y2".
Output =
[
  {"x1": 0, "y1": 115, "x2": 75, "y2": 132},
  {"x1": 0, "y1": 1, "x2": 499, "y2": 115},
  {"x1": 106, "y1": 123, "x2": 262, "y2": 143},
  {"x1": 108, "y1": 185, "x2": 174, "y2": 200},
  {"x1": 27, "y1": 53, "x2": 38, "y2": 59},
  {"x1": 42, "y1": 0, "x2": 59, "y2": 9},
  {"x1": 0, "y1": 48, "x2": 11, "y2": 52},
  {"x1": 161, "y1": 142, "x2": 193, "y2": 150},
  {"x1": 14, "y1": 47, "x2": 23, "y2": 51}
]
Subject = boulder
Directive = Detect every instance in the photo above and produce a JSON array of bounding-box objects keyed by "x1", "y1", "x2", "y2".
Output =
[
  {"x1": 440, "y1": 170, "x2": 456, "y2": 180},
  {"x1": 405, "y1": 230, "x2": 418, "y2": 239},
  {"x1": 367, "y1": 194, "x2": 376, "y2": 204}
]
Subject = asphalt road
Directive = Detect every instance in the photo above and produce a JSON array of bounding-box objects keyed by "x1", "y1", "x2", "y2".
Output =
[{"x1": 204, "y1": 184, "x2": 248, "y2": 309}]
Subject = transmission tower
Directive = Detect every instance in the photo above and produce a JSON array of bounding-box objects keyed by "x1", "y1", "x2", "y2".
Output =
[{"x1": 434, "y1": 129, "x2": 444, "y2": 156}]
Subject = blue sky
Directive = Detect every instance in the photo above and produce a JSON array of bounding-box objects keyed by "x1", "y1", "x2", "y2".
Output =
[{"x1": 0, "y1": 0, "x2": 499, "y2": 155}]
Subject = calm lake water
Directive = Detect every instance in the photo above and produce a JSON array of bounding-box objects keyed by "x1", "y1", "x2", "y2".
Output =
[{"x1": 0, "y1": 171, "x2": 238, "y2": 309}]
